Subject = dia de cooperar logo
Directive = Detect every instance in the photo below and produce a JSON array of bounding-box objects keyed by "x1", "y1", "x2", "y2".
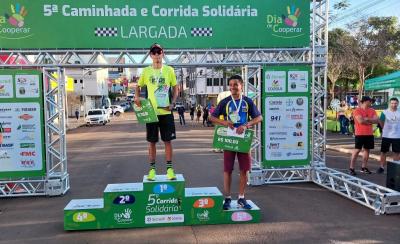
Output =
[
  {"x1": 5, "y1": 3, "x2": 27, "y2": 27},
  {"x1": 266, "y1": 4, "x2": 304, "y2": 39},
  {"x1": 0, "y1": 3, "x2": 32, "y2": 39}
]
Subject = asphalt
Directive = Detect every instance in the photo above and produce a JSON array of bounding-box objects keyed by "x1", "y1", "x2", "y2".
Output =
[{"x1": 0, "y1": 113, "x2": 399, "y2": 244}]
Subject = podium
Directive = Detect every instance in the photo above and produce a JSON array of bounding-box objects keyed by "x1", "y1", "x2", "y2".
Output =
[{"x1": 64, "y1": 174, "x2": 260, "y2": 230}]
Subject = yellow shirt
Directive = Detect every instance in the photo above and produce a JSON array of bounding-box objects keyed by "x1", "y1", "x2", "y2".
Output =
[{"x1": 138, "y1": 65, "x2": 177, "y2": 115}]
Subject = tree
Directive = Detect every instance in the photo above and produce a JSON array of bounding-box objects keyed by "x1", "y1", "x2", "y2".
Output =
[
  {"x1": 328, "y1": 28, "x2": 353, "y2": 100},
  {"x1": 346, "y1": 17, "x2": 400, "y2": 95}
]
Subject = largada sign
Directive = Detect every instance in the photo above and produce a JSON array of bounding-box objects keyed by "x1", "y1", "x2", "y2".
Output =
[{"x1": 0, "y1": 0, "x2": 310, "y2": 49}]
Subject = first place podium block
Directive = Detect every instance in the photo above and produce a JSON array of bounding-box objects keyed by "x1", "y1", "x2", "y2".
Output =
[{"x1": 142, "y1": 174, "x2": 186, "y2": 227}]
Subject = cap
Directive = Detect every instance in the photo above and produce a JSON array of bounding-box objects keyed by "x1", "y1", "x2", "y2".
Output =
[
  {"x1": 360, "y1": 96, "x2": 373, "y2": 103},
  {"x1": 149, "y1": 43, "x2": 163, "y2": 51}
]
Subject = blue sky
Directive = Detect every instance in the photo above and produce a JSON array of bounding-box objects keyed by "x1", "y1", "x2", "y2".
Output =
[{"x1": 329, "y1": 0, "x2": 400, "y2": 29}]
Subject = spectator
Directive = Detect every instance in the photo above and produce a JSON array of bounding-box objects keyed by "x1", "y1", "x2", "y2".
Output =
[
  {"x1": 196, "y1": 105, "x2": 202, "y2": 123},
  {"x1": 338, "y1": 100, "x2": 349, "y2": 135},
  {"x1": 349, "y1": 96, "x2": 379, "y2": 176},
  {"x1": 202, "y1": 107, "x2": 209, "y2": 126},
  {"x1": 189, "y1": 105, "x2": 195, "y2": 121},
  {"x1": 75, "y1": 109, "x2": 80, "y2": 121},
  {"x1": 177, "y1": 106, "x2": 186, "y2": 126}
]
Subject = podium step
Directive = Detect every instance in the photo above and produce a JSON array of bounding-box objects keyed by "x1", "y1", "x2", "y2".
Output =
[
  {"x1": 220, "y1": 200, "x2": 261, "y2": 224},
  {"x1": 184, "y1": 187, "x2": 223, "y2": 225},
  {"x1": 142, "y1": 174, "x2": 186, "y2": 227},
  {"x1": 64, "y1": 199, "x2": 105, "y2": 230}
]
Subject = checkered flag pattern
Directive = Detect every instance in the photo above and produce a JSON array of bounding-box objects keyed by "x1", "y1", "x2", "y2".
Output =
[
  {"x1": 191, "y1": 27, "x2": 213, "y2": 37},
  {"x1": 94, "y1": 27, "x2": 118, "y2": 37}
]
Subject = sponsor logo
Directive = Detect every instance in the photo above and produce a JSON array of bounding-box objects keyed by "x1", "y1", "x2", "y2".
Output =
[
  {"x1": 17, "y1": 124, "x2": 36, "y2": 132},
  {"x1": 196, "y1": 210, "x2": 210, "y2": 222},
  {"x1": 19, "y1": 134, "x2": 35, "y2": 141},
  {"x1": 271, "y1": 152, "x2": 282, "y2": 157},
  {"x1": 146, "y1": 194, "x2": 182, "y2": 214},
  {"x1": 268, "y1": 100, "x2": 283, "y2": 106},
  {"x1": 287, "y1": 152, "x2": 305, "y2": 157},
  {"x1": 20, "y1": 160, "x2": 35, "y2": 167},
  {"x1": 2, "y1": 127, "x2": 11, "y2": 133},
  {"x1": 20, "y1": 143, "x2": 35, "y2": 148},
  {"x1": 270, "y1": 137, "x2": 286, "y2": 141},
  {"x1": 269, "y1": 107, "x2": 280, "y2": 111},
  {"x1": 193, "y1": 198, "x2": 215, "y2": 209},
  {"x1": 288, "y1": 114, "x2": 303, "y2": 120},
  {"x1": 153, "y1": 184, "x2": 175, "y2": 194},
  {"x1": 231, "y1": 212, "x2": 253, "y2": 222},
  {"x1": 286, "y1": 99, "x2": 294, "y2": 107},
  {"x1": 270, "y1": 115, "x2": 281, "y2": 122},
  {"x1": 293, "y1": 131, "x2": 303, "y2": 136},
  {"x1": 0, "y1": 143, "x2": 13, "y2": 148},
  {"x1": 269, "y1": 132, "x2": 287, "y2": 136},
  {"x1": 18, "y1": 114, "x2": 33, "y2": 121},
  {"x1": 297, "y1": 141, "x2": 304, "y2": 148},
  {"x1": 73, "y1": 212, "x2": 96, "y2": 223},
  {"x1": 0, "y1": 150, "x2": 11, "y2": 159},
  {"x1": 266, "y1": 5, "x2": 304, "y2": 39},
  {"x1": 0, "y1": 84, "x2": 10, "y2": 97},
  {"x1": 267, "y1": 143, "x2": 280, "y2": 149},
  {"x1": 20, "y1": 151, "x2": 36, "y2": 156},
  {"x1": 145, "y1": 214, "x2": 184, "y2": 224},
  {"x1": 0, "y1": 3, "x2": 32, "y2": 40},
  {"x1": 286, "y1": 107, "x2": 304, "y2": 112},
  {"x1": 296, "y1": 98, "x2": 304, "y2": 106},
  {"x1": 0, "y1": 108, "x2": 12, "y2": 113},
  {"x1": 21, "y1": 107, "x2": 36, "y2": 112},
  {"x1": 114, "y1": 208, "x2": 133, "y2": 224},
  {"x1": 113, "y1": 195, "x2": 136, "y2": 205},
  {"x1": 295, "y1": 122, "x2": 302, "y2": 129}
]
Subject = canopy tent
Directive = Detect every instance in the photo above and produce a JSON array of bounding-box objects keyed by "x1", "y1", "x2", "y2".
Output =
[{"x1": 365, "y1": 71, "x2": 400, "y2": 91}]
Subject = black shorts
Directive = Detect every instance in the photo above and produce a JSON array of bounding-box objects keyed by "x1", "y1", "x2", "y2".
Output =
[
  {"x1": 381, "y1": 137, "x2": 400, "y2": 153},
  {"x1": 146, "y1": 114, "x2": 176, "y2": 143},
  {"x1": 355, "y1": 135, "x2": 374, "y2": 150}
]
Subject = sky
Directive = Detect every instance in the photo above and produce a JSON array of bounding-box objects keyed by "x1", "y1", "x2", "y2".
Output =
[{"x1": 329, "y1": 0, "x2": 400, "y2": 29}]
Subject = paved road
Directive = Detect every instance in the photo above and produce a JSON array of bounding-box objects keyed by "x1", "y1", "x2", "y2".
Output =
[{"x1": 0, "y1": 116, "x2": 399, "y2": 244}]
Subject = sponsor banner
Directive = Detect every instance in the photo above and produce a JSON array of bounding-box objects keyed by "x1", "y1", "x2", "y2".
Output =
[
  {"x1": 262, "y1": 65, "x2": 311, "y2": 168},
  {"x1": 212, "y1": 126, "x2": 254, "y2": 153},
  {"x1": 0, "y1": 70, "x2": 45, "y2": 178},
  {"x1": 145, "y1": 214, "x2": 184, "y2": 224},
  {"x1": 133, "y1": 99, "x2": 158, "y2": 124},
  {"x1": 0, "y1": 0, "x2": 310, "y2": 49}
]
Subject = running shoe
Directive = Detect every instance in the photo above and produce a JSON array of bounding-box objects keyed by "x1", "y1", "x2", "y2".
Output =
[
  {"x1": 167, "y1": 168, "x2": 177, "y2": 180},
  {"x1": 376, "y1": 167, "x2": 385, "y2": 174},
  {"x1": 349, "y1": 168, "x2": 357, "y2": 176},
  {"x1": 223, "y1": 198, "x2": 231, "y2": 210},
  {"x1": 237, "y1": 198, "x2": 252, "y2": 210},
  {"x1": 147, "y1": 168, "x2": 156, "y2": 181},
  {"x1": 361, "y1": 167, "x2": 372, "y2": 174}
]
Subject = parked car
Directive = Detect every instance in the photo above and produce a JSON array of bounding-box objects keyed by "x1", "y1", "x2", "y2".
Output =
[
  {"x1": 85, "y1": 109, "x2": 108, "y2": 126},
  {"x1": 110, "y1": 105, "x2": 124, "y2": 116},
  {"x1": 126, "y1": 94, "x2": 134, "y2": 102},
  {"x1": 119, "y1": 102, "x2": 131, "y2": 111}
]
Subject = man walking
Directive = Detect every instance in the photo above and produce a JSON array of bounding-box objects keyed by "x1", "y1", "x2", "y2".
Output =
[
  {"x1": 75, "y1": 108, "x2": 80, "y2": 121},
  {"x1": 349, "y1": 96, "x2": 379, "y2": 176},
  {"x1": 377, "y1": 97, "x2": 400, "y2": 173},
  {"x1": 177, "y1": 105, "x2": 186, "y2": 126},
  {"x1": 135, "y1": 43, "x2": 178, "y2": 181},
  {"x1": 210, "y1": 75, "x2": 262, "y2": 210}
]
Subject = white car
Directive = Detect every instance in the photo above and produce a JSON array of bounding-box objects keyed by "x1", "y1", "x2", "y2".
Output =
[
  {"x1": 110, "y1": 105, "x2": 125, "y2": 116},
  {"x1": 85, "y1": 109, "x2": 108, "y2": 126}
]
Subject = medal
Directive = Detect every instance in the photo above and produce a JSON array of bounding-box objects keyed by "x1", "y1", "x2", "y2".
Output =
[{"x1": 230, "y1": 95, "x2": 243, "y2": 123}]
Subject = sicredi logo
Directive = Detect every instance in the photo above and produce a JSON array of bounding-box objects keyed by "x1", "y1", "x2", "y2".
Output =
[
  {"x1": 266, "y1": 5, "x2": 304, "y2": 38},
  {"x1": 0, "y1": 3, "x2": 32, "y2": 39}
]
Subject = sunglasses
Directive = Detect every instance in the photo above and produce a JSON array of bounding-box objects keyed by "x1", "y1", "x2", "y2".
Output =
[{"x1": 150, "y1": 48, "x2": 163, "y2": 55}]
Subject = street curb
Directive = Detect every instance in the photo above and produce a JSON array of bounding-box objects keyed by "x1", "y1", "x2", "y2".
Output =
[{"x1": 326, "y1": 145, "x2": 394, "y2": 161}]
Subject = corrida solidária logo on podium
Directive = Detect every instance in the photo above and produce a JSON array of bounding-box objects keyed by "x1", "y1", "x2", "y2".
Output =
[
  {"x1": 0, "y1": 3, "x2": 33, "y2": 40},
  {"x1": 266, "y1": 4, "x2": 305, "y2": 39}
]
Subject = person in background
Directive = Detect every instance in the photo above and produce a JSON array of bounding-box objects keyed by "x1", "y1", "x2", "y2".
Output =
[
  {"x1": 177, "y1": 105, "x2": 186, "y2": 126},
  {"x1": 377, "y1": 97, "x2": 400, "y2": 174},
  {"x1": 349, "y1": 96, "x2": 379, "y2": 176},
  {"x1": 189, "y1": 105, "x2": 195, "y2": 121},
  {"x1": 338, "y1": 100, "x2": 349, "y2": 135},
  {"x1": 202, "y1": 106, "x2": 209, "y2": 126},
  {"x1": 75, "y1": 109, "x2": 80, "y2": 121},
  {"x1": 196, "y1": 105, "x2": 202, "y2": 123}
]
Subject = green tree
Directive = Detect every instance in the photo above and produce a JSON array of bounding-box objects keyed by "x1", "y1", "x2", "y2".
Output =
[{"x1": 345, "y1": 17, "x2": 400, "y2": 95}]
